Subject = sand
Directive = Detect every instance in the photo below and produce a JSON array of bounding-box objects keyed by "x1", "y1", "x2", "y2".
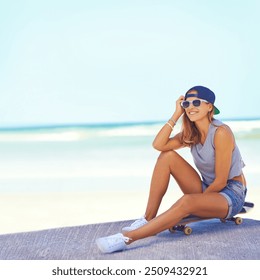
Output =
[{"x1": 0, "y1": 185, "x2": 259, "y2": 235}]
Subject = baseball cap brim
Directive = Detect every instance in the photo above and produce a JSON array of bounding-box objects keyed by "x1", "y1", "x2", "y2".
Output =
[{"x1": 214, "y1": 106, "x2": 220, "y2": 115}]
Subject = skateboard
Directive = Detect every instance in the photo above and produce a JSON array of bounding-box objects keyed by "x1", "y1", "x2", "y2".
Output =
[{"x1": 169, "y1": 201, "x2": 254, "y2": 235}]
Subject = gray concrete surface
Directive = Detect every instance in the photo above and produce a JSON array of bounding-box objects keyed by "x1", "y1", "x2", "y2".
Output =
[{"x1": 0, "y1": 218, "x2": 259, "y2": 260}]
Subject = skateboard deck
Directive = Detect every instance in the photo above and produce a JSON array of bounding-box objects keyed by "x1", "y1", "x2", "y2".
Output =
[{"x1": 169, "y1": 201, "x2": 254, "y2": 235}]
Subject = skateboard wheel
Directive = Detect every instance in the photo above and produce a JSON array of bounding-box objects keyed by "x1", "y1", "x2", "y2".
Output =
[
  {"x1": 184, "y1": 226, "x2": 192, "y2": 235},
  {"x1": 169, "y1": 227, "x2": 176, "y2": 233},
  {"x1": 235, "y1": 217, "x2": 243, "y2": 225}
]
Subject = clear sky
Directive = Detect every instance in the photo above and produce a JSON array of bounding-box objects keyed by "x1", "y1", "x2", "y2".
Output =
[{"x1": 0, "y1": 0, "x2": 260, "y2": 127}]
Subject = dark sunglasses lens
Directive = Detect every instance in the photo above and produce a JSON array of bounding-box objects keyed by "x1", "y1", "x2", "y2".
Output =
[
  {"x1": 193, "y1": 100, "x2": 201, "y2": 107},
  {"x1": 182, "y1": 101, "x2": 190, "y2": 108}
]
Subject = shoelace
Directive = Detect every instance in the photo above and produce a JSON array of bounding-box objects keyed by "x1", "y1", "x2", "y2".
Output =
[{"x1": 121, "y1": 234, "x2": 132, "y2": 243}]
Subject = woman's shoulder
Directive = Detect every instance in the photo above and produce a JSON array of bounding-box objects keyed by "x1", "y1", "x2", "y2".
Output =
[
  {"x1": 212, "y1": 119, "x2": 232, "y2": 132},
  {"x1": 212, "y1": 119, "x2": 232, "y2": 131},
  {"x1": 213, "y1": 120, "x2": 234, "y2": 145},
  {"x1": 212, "y1": 119, "x2": 235, "y2": 146}
]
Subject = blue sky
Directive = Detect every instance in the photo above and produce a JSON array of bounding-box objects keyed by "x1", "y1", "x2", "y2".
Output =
[{"x1": 0, "y1": 0, "x2": 260, "y2": 127}]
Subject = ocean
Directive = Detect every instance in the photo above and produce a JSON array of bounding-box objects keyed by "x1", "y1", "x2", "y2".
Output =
[{"x1": 0, "y1": 119, "x2": 259, "y2": 194}]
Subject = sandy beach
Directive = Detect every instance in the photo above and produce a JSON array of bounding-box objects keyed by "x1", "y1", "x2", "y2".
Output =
[{"x1": 0, "y1": 185, "x2": 259, "y2": 235}]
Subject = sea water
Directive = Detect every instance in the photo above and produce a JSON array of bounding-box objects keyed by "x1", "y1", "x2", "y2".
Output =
[{"x1": 0, "y1": 119, "x2": 259, "y2": 194}]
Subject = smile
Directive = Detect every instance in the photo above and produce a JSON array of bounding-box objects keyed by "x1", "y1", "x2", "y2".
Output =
[{"x1": 189, "y1": 111, "x2": 199, "y2": 115}]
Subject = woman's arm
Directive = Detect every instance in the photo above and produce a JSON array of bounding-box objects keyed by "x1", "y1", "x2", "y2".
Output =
[
  {"x1": 204, "y1": 125, "x2": 235, "y2": 193},
  {"x1": 153, "y1": 131, "x2": 184, "y2": 151},
  {"x1": 152, "y1": 96, "x2": 185, "y2": 151}
]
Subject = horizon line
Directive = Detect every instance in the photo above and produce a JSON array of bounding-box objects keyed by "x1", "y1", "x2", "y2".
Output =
[{"x1": 0, "y1": 116, "x2": 260, "y2": 131}]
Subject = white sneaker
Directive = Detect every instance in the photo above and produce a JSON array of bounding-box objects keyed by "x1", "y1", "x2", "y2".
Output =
[
  {"x1": 96, "y1": 233, "x2": 131, "y2": 253},
  {"x1": 122, "y1": 216, "x2": 148, "y2": 232}
]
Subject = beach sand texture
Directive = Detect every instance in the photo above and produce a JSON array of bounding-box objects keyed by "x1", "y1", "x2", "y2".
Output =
[{"x1": 0, "y1": 188, "x2": 259, "y2": 235}]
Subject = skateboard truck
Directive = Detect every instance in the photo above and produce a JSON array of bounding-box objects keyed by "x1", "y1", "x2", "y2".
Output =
[
  {"x1": 170, "y1": 225, "x2": 193, "y2": 235},
  {"x1": 220, "y1": 217, "x2": 243, "y2": 225}
]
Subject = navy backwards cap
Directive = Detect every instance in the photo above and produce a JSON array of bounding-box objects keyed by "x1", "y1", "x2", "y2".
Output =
[{"x1": 185, "y1": 85, "x2": 220, "y2": 115}]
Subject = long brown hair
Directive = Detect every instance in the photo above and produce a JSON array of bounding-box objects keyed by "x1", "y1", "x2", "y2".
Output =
[{"x1": 180, "y1": 110, "x2": 214, "y2": 146}]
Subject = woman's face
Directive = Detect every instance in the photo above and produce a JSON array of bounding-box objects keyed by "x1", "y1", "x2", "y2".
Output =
[{"x1": 184, "y1": 91, "x2": 213, "y2": 122}]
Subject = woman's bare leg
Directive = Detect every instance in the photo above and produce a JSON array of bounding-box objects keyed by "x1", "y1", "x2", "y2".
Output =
[
  {"x1": 127, "y1": 192, "x2": 228, "y2": 242},
  {"x1": 145, "y1": 150, "x2": 202, "y2": 221}
]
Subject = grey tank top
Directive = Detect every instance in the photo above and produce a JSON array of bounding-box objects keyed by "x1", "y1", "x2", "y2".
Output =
[{"x1": 191, "y1": 119, "x2": 245, "y2": 185}]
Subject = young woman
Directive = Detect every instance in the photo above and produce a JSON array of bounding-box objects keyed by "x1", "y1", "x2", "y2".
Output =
[{"x1": 96, "y1": 85, "x2": 247, "y2": 253}]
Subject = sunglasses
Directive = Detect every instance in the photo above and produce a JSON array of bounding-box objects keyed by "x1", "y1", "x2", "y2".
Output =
[{"x1": 181, "y1": 99, "x2": 209, "y2": 109}]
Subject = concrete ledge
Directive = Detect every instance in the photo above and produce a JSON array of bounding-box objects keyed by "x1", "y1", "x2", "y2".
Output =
[{"x1": 0, "y1": 218, "x2": 259, "y2": 260}]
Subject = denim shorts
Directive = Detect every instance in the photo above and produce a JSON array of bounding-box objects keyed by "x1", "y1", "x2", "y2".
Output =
[{"x1": 202, "y1": 180, "x2": 247, "y2": 219}]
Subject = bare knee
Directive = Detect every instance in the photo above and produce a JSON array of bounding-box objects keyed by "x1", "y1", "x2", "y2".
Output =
[
  {"x1": 156, "y1": 151, "x2": 181, "y2": 173},
  {"x1": 157, "y1": 150, "x2": 178, "y2": 163},
  {"x1": 173, "y1": 194, "x2": 196, "y2": 215}
]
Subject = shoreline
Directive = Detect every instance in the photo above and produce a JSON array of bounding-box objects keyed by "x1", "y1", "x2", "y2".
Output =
[{"x1": 0, "y1": 187, "x2": 259, "y2": 235}]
